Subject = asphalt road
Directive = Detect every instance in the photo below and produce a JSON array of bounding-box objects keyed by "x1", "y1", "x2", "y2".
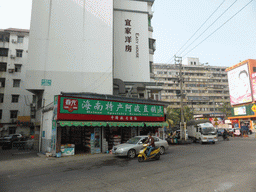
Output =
[{"x1": 1, "y1": 135, "x2": 256, "y2": 192}]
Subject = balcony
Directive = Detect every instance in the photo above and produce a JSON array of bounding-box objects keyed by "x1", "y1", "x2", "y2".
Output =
[
  {"x1": 0, "y1": 41, "x2": 9, "y2": 48},
  {"x1": 148, "y1": 26, "x2": 153, "y2": 32}
]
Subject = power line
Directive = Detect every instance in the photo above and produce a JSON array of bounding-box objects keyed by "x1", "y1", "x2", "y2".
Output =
[
  {"x1": 179, "y1": 0, "x2": 238, "y2": 56},
  {"x1": 174, "y1": 0, "x2": 226, "y2": 56},
  {"x1": 182, "y1": 0, "x2": 254, "y2": 58}
]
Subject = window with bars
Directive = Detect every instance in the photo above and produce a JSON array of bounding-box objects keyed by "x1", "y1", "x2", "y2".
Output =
[
  {"x1": 17, "y1": 36, "x2": 24, "y2": 43},
  {"x1": 12, "y1": 95, "x2": 19, "y2": 103},
  {"x1": 16, "y1": 50, "x2": 23, "y2": 57},
  {"x1": 10, "y1": 110, "x2": 18, "y2": 118},
  {"x1": 15, "y1": 64, "x2": 22, "y2": 72},
  {"x1": 13, "y1": 79, "x2": 21, "y2": 87}
]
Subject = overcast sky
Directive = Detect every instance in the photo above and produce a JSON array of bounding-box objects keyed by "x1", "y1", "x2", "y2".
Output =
[{"x1": 0, "y1": 0, "x2": 255, "y2": 67}]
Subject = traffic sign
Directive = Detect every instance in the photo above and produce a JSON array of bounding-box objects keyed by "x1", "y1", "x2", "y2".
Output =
[{"x1": 252, "y1": 104, "x2": 256, "y2": 112}]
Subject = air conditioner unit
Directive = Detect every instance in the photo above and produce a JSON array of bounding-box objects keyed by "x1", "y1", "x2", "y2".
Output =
[
  {"x1": 12, "y1": 39, "x2": 17, "y2": 43},
  {"x1": 8, "y1": 69, "x2": 14, "y2": 73},
  {"x1": 10, "y1": 55, "x2": 15, "y2": 59}
]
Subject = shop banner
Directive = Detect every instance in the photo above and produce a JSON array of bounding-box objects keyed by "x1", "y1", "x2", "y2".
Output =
[
  {"x1": 227, "y1": 63, "x2": 252, "y2": 105},
  {"x1": 57, "y1": 96, "x2": 165, "y2": 122}
]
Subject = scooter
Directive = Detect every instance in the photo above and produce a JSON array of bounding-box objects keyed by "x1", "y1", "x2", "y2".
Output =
[
  {"x1": 138, "y1": 144, "x2": 160, "y2": 162},
  {"x1": 222, "y1": 134, "x2": 229, "y2": 141}
]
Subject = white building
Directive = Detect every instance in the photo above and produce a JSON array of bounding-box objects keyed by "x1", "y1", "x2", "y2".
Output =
[
  {"x1": 26, "y1": 0, "x2": 157, "y2": 153},
  {"x1": 0, "y1": 28, "x2": 33, "y2": 137},
  {"x1": 113, "y1": 0, "x2": 155, "y2": 82},
  {"x1": 26, "y1": 0, "x2": 114, "y2": 108}
]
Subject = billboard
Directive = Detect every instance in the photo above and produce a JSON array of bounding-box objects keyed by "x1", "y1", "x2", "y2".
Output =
[
  {"x1": 227, "y1": 63, "x2": 252, "y2": 105},
  {"x1": 247, "y1": 60, "x2": 256, "y2": 101}
]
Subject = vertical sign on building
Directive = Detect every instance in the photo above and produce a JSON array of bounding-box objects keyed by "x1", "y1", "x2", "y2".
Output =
[
  {"x1": 125, "y1": 19, "x2": 132, "y2": 52},
  {"x1": 135, "y1": 33, "x2": 139, "y2": 58}
]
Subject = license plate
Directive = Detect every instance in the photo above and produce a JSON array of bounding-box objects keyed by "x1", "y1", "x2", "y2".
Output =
[{"x1": 208, "y1": 140, "x2": 213, "y2": 142}]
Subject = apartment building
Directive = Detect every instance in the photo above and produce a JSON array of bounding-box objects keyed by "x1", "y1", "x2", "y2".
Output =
[
  {"x1": 152, "y1": 58, "x2": 230, "y2": 116},
  {"x1": 0, "y1": 28, "x2": 33, "y2": 137}
]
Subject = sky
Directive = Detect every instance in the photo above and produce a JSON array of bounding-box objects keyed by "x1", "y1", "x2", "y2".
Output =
[{"x1": 0, "y1": 0, "x2": 255, "y2": 67}]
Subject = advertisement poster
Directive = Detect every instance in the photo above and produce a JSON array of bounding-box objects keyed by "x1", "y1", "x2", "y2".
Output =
[
  {"x1": 248, "y1": 60, "x2": 256, "y2": 101},
  {"x1": 234, "y1": 106, "x2": 246, "y2": 116},
  {"x1": 227, "y1": 63, "x2": 252, "y2": 105}
]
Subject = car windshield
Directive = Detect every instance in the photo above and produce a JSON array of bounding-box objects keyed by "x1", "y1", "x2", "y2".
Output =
[
  {"x1": 127, "y1": 137, "x2": 142, "y2": 144},
  {"x1": 202, "y1": 127, "x2": 217, "y2": 135}
]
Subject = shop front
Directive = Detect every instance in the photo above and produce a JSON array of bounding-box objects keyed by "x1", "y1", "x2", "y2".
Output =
[
  {"x1": 228, "y1": 103, "x2": 256, "y2": 130},
  {"x1": 48, "y1": 94, "x2": 167, "y2": 156}
]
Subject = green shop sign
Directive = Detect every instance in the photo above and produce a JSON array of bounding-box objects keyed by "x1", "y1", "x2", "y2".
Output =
[{"x1": 60, "y1": 97, "x2": 164, "y2": 117}]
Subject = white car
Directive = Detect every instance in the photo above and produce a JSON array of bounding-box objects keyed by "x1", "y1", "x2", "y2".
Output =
[{"x1": 112, "y1": 135, "x2": 169, "y2": 158}]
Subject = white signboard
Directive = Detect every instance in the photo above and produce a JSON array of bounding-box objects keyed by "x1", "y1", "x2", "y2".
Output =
[{"x1": 227, "y1": 64, "x2": 252, "y2": 105}]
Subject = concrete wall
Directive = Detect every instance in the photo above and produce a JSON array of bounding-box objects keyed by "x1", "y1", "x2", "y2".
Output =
[
  {"x1": 26, "y1": 0, "x2": 114, "y2": 106},
  {"x1": 41, "y1": 110, "x2": 53, "y2": 153}
]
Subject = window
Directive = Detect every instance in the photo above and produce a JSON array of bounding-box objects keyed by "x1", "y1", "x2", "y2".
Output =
[
  {"x1": 12, "y1": 95, "x2": 19, "y2": 103},
  {"x1": 0, "y1": 63, "x2": 7, "y2": 72},
  {"x1": 0, "y1": 109, "x2": 2, "y2": 119},
  {"x1": 0, "y1": 94, "x2": 3, "y2": 103},
  {"x1": 16, "y1": 50, "x2": 23, "y2": 57},
  {"x1": 194, "y1": 62, "x2": 196, "y2": 65},
  {"x1": 0, "y1": 48, "x2": 8, "y2": 57},
  {"x1": 15, "y1": 64, "x2": 22, "y2": 72},
  {"x1": 10, "y1": 110, "x2": 18, "y2": 118},
  {"x1": 17, "y1": 36, "x2": 24, "y2": 43},
  {"x1": 9, "y1": 127, "x2": 16, "y2": 134},
  {"x1": 13, "y1": 79, "x2": 21, "y2": 87},
  {"x1": 149, "y1": 38, "x2": 156, "y2": 51}
]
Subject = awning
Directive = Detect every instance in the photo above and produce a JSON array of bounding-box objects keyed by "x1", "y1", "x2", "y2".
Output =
[
  {"x1": 108, "y1": 122, "x2": 144, "y2": 127},
  {"x1": 145, "y1": 122, "x2": 167, "y2": 127},
  {"x1": 59, "y1": 121, "x2": 107, "y2": 127}
]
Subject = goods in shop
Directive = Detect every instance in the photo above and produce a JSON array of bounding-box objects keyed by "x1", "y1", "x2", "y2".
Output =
[{"x1": 61, "y1": 144, "x2": 75, "y2": 156}]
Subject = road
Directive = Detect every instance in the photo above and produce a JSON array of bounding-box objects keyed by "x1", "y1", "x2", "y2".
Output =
[{"x1": 1, "y1": 135, "x2": 256, "y2": 192}]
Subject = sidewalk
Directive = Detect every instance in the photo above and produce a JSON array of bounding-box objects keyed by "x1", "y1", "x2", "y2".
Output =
[{"x1": 0, "y1": 150, "x2": 115, "y2": 174}]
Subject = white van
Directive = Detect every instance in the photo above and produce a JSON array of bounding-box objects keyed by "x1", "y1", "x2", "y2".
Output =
[{"x1": 187, "y1": 120, "x2": 218, "y2": 144}]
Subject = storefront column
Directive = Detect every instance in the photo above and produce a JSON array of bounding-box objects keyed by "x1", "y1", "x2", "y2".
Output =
[{"x1": 56, "y1": 126, "x2": 61, "y2": 153}]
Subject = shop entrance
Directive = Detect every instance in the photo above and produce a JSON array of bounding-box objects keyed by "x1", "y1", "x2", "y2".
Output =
[{"x1": 60, "y1": 126, "x2": 101, "y2": 154}]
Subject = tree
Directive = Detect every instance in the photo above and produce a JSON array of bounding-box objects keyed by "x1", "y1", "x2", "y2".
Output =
[
  {"x1": 166, "y1": 105, "x2": 194, "y2": 128},
  {"x1": 183, "y1": 106, "x2": 194, "y2": 122},
  {"x1": 166, "y1": 106, "x2": 180, "y2": 128},
  {"x1": 219, "y1": 102, "x2": 231, "y2": 117}
]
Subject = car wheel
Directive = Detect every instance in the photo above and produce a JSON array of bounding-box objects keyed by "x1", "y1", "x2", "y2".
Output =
[
  {"x1": 127, "y1": 149, "x2": 136, "y2": 159},
  {"x1": 160, "y1": 146, "x2": 165, "y2": 155}
]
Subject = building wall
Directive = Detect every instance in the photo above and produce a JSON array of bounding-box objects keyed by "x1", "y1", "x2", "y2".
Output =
[
  {"x1": 152, "y1": 61, "x2": 230, "y2": 115},
  {"x1": 113, "y1": 0, "x2": 151, "y2": 82},
  {"x1": 0, "y1": 30, "x2": 33, "y2": 136},
  {"x1": 26, "y1": 0, "x2": 114, "y2": 106}
]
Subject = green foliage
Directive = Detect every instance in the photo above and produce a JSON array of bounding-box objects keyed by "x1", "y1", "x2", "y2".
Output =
[
  {"x1": 219, "y1": 102, "x2": 231, "y2": 117},
  {"x1": 166, "y1": 105, "x2": 194, "y2": 128}
]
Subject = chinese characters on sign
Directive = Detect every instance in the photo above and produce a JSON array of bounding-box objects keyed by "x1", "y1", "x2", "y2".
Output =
[
  {"x1": 125, "y1": 19, "x2": 132, "y2": 52},
  {"x1": 60, "y1": 97, "x2": 164, "y2": 117}
]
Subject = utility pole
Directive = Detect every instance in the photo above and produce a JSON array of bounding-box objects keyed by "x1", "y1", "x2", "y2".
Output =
[{"x1": 174, "y1": 55, "x2": 185, "y2": 141}]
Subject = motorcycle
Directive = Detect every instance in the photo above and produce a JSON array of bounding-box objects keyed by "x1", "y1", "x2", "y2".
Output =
[
  {"x1": 222, "y1": 134, "x2": 229, "y2": 141},
  {"x1": 138, "y1": 144, "x2": 160, "y2": 162}
]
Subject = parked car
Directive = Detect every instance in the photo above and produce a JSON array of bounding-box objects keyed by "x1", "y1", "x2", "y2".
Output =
[{"x1": 112, "y1": 136, "x2": 169, "y2": 158}]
